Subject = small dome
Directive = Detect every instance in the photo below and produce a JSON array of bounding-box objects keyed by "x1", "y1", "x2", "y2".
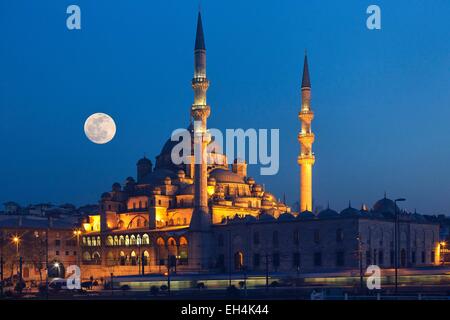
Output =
[
  {"x1": 258, "y1": 212, "x2": 276, "y2": 221},
  {"x1": 137, "y1": 156, "x2": 152, "y2": 166},
  {"x1": 246, "y1": 177, "x2": 255, "y2": 185},
  {"x1": 253, "y1": 184, "x2": 263, "y2": 192},
  {"x1": 373, "y1": 196, "x2": 399, "y2": 215},
  {"x1": 244, "y1": 215, "x2": 257, "y2": 222},
  {"x1": 101, "y1": 192, "x2": 112, "y2": 200},
  {"x1": 177, "y1": 170, "x2": 186, "y2": 179},
  {"x1": 297, "y1": 210, "x2": 316, "y2": 219},
  {"x1": 340, "y1": 206, "x2": 360, "y2": 217},
  {"x1": 152, "y1": 187, "x2": 162, "y2": 195},
  {"x1": 112, "y1": 182, "x2": 121, "y2": 192},
  {"x1": 278, "y1": 212, "x2": 295, "y2": 221},
  {"x1": 318, "y1": 207, "x2": 339, "y2": 218},
  {"x1": 208, "y1": 177, "x2": 216, "y2": 186},
  {"x1": 229, "y1": 214, "x2": 244, "y2": 224},
  {"x1": 209, "y1": 168, "x2": 246, "y2": 184}
]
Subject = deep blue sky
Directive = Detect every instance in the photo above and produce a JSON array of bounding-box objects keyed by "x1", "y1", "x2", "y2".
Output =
[{"x1": 1, "y1": 1, "x2": 449, "y2": 214}]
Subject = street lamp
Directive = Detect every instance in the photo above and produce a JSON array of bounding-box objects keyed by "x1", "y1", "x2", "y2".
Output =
[
  {"x1": 73, "y1": 229, "x2": 82, "y2": 267},
  {"x1": 440, "y1": 241, "x2": 447, "y2": 265},
  {"x1": 394, "y1": 198, "x2": 406, "y2": 295},
  {"x1": 12, "y1": 236, "x2": 20, "y2": 255}
]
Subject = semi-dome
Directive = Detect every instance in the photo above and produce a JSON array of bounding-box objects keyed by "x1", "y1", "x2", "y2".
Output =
[
  {"x1": 318, "y1": 207, "x2": 339, "y2": 218},
  {"x1": 140, "y1": 168, "x2": 178, "y2": 185},
  {"x1": 178, "y1": 184, "x2": 195, "y2": 195},
  {"x1": 209, "y1": 168, "x2": 246, "y2": 184},
  {"x1": 263, "y1": 192, "x2": 276, "y2": 202},
  {"x1": 297, "y1": 210, "x2": 316, "y2": 219},
  {"x1": 278, "y1": 212, "x2": 295, "y2": 221}
]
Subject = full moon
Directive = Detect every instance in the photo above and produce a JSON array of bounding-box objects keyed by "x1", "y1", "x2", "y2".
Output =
[{"x1": 84, "y1": 113, "x2": 116, "y2": 144}]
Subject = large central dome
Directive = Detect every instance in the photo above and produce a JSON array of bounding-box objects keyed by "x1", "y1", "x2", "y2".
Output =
[{"x1": 155, "y1": 124, "x2": 227, "y2": 171}]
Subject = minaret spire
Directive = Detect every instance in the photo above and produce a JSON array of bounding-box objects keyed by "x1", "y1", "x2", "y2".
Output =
[
  {"x1": 194, "y1": 12, "x2": 205, "y2": 51},
  {"x1": 298, "y1": 52, "x2": 315, "y2": 213},
  {"x1": 301, "y1": 53, "x2": 311, "y2": 89},
  {"x1": 189, "y1": 11, "x2": 212, "y2": 270}
]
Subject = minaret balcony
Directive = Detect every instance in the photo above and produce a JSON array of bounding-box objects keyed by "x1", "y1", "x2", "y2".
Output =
[
  {"x1": 298, "y1": 132, "x2": 315, "y2": 145},
  {"x1": 299, "y1": 110, "x2": 314, "y2": 122},
  {"x1": 297, "y1": 154, "x2": 315, "y2": 166}
]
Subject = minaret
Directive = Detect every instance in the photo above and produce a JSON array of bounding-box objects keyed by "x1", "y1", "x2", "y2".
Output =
[
  {"x1": 189, "y1": 12, "x2": 212, "y2": 270},
  {"x1": 297, "y1": 53, "x2": 315, "y2": 212}
]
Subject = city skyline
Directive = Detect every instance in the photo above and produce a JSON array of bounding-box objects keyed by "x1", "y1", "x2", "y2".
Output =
[{"x1": 1, "y1": 1, "x2": 450, "y2": 214}]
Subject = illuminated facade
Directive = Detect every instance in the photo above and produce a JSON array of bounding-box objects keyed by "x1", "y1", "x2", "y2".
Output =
[{"x1": 78, "y1": 13, "x2": 440, "y2": 279}]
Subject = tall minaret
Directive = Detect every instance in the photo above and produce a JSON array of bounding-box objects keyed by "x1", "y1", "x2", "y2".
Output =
[
  {"x1": 189, "y1": 12, "x2": 212, "y2": 269},
  {"x1": 297, "y1": 53, "x2": 315, "y2": 212}
]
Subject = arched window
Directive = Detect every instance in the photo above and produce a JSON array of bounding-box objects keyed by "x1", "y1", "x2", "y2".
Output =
[
  {"x1": 130, "y1": 235, "x2": 136, "y2": 245},
  {"x1": 125, "y1": 235, "x2": 130, "y2": 246},
  {"x1": 137, "y1": 234, "x2": 142, "y2": 245},
  {"x1": 119, "y1": 251, "x2": 126, "y2": 265},
  {"x1": 168, "y1": 237, "x2": 177, "y2": 256},
  {"x1": 130, "y1": 251, "x2": 137, "y2": 265},
  {"x1": 107, "y1": 251, "x2": 114, "y2": 265},
  {"x1": 97, "y1": 236, "x2": 101, "y2": 246},
  {"x1": 91, "y1": 237, "x2": 96, "y2": 246},
  {"x1": 179, "y1": 237, "x2": 188, "y2": 264},
  {"x1": 83, "y1": 251, "x2": 91, "y2": 261},
  {"x1": 119, "y1": 235, "x2": 125, "y2": 246},
  {"x1": 234, "y1": 252, "x2": 244, "y2": 270},
  {"x1": 114, "y1": 236, "x2": 119, "y2": 246},
  {"x1": 92, "y1": 252, "x2": 101, "y2": 264},
  {"x1": 143, "y1": 250, "x2": 150, "y2": 266},
  {"x1": 82, "y1": 237, "x2": 86, "y2": 245},
  {"x1": 156, "y1": 237, "x2": 166, "y2": 266},
  {"x1": 107, "y1": 236, "x2": 113, "y2": 246},
  {"x1": 143, "y1": 234, "x2": 150, "y2": 245}
]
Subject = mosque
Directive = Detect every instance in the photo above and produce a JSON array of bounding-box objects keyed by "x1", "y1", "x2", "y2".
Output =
[{"x1": 79, "y1": 13, "x2": 440, "y2": 278}]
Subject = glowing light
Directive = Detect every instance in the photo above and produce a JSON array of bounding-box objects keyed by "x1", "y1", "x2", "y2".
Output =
[{"x1": 54, "y1": 262, "x2": 60, "y2": 268}]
